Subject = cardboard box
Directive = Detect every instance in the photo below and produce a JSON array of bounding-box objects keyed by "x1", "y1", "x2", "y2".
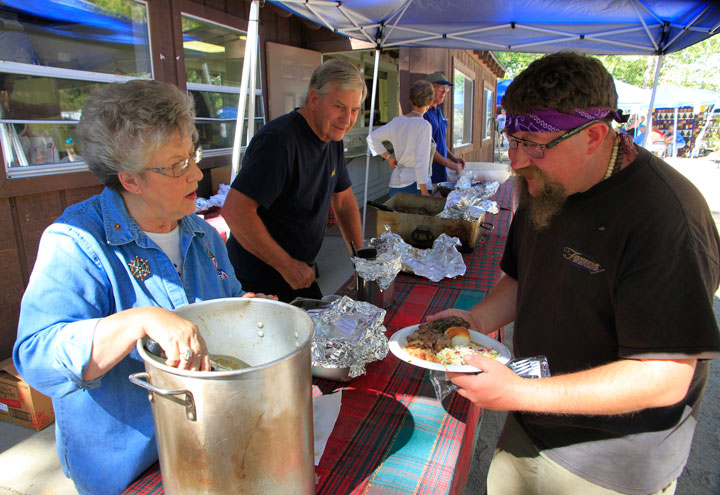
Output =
[
  {"x1": 0, "y1": 358, "x2": 55, "y2": 431},
  {"x1": 376, "y1": 194, "x2": 486, "y2": 253},
  {"x1": 210, "y1": 165, "x2": 232, "y2": 195}
]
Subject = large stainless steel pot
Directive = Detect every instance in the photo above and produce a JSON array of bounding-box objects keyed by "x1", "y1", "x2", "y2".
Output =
[{"x1": 129, "y1": 298, "x2": 315, "y2": 495}]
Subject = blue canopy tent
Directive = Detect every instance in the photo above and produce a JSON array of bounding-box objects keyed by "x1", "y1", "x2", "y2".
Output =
[
  {"x1": 496, "y1": 79, "x2": 512, "y2": 107},
  {"x1": 0, "y1": 0, "x2": 145, "y2": 45},
  {"x1": 232, "y1": 0, "x2": 720, "y2": 230}
]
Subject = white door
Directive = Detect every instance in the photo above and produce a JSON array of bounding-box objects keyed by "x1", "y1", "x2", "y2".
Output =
[{"x1": 265, "y1": 42, "x2": 322, "y2": 120}]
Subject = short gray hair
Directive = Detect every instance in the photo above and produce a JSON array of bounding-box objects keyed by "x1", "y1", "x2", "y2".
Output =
[
  {"x1": 301, "y1": 59, "x2": 367, "y2": 107},
  {"x1": 77, "y1": 80, "x2": 197, "y2": 191},
  {"x1": 409, "y1": 80, "x2": 434, "y2": 108}
]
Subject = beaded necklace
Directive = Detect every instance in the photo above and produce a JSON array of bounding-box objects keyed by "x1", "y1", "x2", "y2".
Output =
[{"x1": 602, "y1": 135, "x2": 624, "y2": 180}]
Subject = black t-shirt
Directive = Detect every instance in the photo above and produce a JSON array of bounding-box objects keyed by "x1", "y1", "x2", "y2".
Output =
[
  {"x1": 501, "y1": 147, "x2": 720, "y2": 494},
  {"x1": 227, "y1": 110, "x2": 351, "y2": 287}
]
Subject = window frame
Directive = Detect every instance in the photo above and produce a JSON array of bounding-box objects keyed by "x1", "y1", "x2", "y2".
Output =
[
  {"x1": 484, "y1": 86, "x2": 494, "y2": 142},
  {"x1": 452, "y1": 66, "x2": 474, "y2": 149},
  {"x1": 0, "y1": 0, "x2": 266, "y2": 194},
  {"x1": 180, "y1": 12, "x2": 266, "y2": 159},
  {"x1": 0, "y1": 64, "x2": 144, "y2": 179},
  {"x1": 0, "y1": 0, "x2": 154, "y2": 185}
]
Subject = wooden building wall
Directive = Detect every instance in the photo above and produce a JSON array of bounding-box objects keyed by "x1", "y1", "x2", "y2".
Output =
[
  {"x1": 398, "y1": 47, "x2": 505, "y2": 164},
  {"x1": 0, "y1": 1, "x2": 504, "y2": 361},
  {"x1": 0, "y1": 0, "x2": 351, "y2": 360}
]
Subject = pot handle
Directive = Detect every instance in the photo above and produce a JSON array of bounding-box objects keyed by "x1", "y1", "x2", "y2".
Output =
[
  {"x1": 129, "y1": 372, "x2": 196, "y2": 421},
  {"x1": 480, "y1": 221, "x2": 495, "y2": 231}
]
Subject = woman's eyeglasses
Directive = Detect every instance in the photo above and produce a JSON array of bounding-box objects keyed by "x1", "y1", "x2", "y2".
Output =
[
  {"x1": 505, "y1": 120, "x2": 602, "y2": 159},
  {"x1": 147, "y1": 147, "x2": 203, "y2": 178}
]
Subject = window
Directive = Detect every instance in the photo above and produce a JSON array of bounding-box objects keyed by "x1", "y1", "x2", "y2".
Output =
[
  {"x1": 0, "y1": 0, "x2": 151, "y2": 178},
  {"x1": 452, "y1": 69, "x2": 473, "y2": 147},
  {"x1": 182, "y1": 15, "x2": 265, "y2": 154},
  {"x1": 484, "y1": 88, "x2": 494, "y2": 140},
  {"x1": 324, "y1": 51, "x2": 399, "y2": 130}
]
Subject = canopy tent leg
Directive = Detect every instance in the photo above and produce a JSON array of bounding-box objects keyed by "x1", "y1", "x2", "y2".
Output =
[
  {"x1": 642, "y1": 54, "x2": 663, "y2": 149},
  {"x1": 231, "y1": 0, "x2": 261, "y2": 183},
  {"x1": 672, "y1": 107, "x2": 679, "y2": 158},
  {"x1": 361, "y1": 48, "x2": 381, "y2": 238}
]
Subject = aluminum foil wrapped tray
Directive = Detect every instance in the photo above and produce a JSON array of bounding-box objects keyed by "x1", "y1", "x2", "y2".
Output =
[
  {"x1": 372, "y1": 226, "x2": 466, "y2": 282},
  {"x1": 293, "y1": 296, "x2": 388, "y2": 381}
]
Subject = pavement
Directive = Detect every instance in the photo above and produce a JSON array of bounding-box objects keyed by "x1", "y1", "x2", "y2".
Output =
[{"x1": 1, "y1": 155, "x2": 719, "y2": 495}]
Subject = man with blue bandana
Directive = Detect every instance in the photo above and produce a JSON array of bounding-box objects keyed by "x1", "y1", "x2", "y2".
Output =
[{"x1": 428, "y1": 52, "x2": 720, "y2": 495}]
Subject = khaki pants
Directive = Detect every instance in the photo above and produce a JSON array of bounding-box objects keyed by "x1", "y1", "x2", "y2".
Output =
[{"x1": 486, "y1": 414, "x2": 677, "y2": 495}]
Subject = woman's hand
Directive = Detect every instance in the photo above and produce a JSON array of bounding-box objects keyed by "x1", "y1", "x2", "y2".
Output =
[
  {"x1": 387, "y1": 155, "x2": 398, "y2": 170},
  {"x1": 242, "y1": 292, "x2": 279, "y2": 301},
  {"x1": 138, "y1": 308, "x2": 211, "y2": 371},
  {"x1": 85, "y1": 306, "x2": 211, "y2": 380}
]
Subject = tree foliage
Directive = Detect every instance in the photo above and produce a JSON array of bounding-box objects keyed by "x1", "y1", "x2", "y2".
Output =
[{"x1": 494, "y1": 35, "x2": 720, "y2": 92}]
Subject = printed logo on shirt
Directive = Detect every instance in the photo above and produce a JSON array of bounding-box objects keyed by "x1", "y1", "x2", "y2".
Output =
[
  {"x1": 205, "y1": 243, "x2": 228, "y2": 280},
  {"x1": 562, "y1": 247, "x2": 605, "y2": 274}
]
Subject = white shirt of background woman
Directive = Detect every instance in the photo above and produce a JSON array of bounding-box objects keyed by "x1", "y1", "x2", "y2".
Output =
[{"x1": 366, "y1": 114, "x2": 433, "y2": 190}]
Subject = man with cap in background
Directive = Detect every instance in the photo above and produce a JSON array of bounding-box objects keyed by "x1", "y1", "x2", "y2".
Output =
[{"x1": 424, "y1": 72, "x2": 465, "y2": 184}]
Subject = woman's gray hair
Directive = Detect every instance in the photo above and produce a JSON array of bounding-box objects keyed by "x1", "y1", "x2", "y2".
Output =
[
  {"x1": 301, "y1": 59, "x2": 367, "y2": 106},
  {"x1": 409, "y1": 80, "x2": 434, "y2": 108},
  {"x1": 77, "y1": 80, "x2": 198, "y2": 191}
]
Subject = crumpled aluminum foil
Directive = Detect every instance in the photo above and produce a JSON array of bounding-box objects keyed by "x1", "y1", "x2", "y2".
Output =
[
  {"x1": 371, "y1": 226, "x2": 466, "y2": 282},
  {"x1": 195, "y1": 183, "x2": 230, "y2": 212},
  {"x1": 310, "y1": 296, "x2": 388, "y2": 377},
  {"x1": 352, "y1": 251, "x2": 402, "y2": 290},
  {"x1": 437, "y1": 180, "x2": 500, "y2": 221}
]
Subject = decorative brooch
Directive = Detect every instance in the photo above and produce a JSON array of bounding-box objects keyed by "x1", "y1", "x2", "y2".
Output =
[
  {"x1": 128, "y1": 256, "x2": 151, "y2": 280},
  {"x1": 206, "y1": 243, "x2": 228, "y2": 280}
]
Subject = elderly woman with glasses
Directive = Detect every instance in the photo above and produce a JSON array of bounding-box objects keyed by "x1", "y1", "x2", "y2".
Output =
[{"x1": 13, "y1": 80, "x2": 267, "y2": 495}]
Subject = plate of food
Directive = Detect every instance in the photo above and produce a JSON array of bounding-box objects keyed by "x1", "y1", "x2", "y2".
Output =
[{"x1": 388, "y1": 316, "x2": 512, "y2": 372}]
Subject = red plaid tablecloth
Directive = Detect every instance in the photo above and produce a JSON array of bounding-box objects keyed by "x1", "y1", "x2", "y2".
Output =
[
  {"x1": 327, "y1": 205, "x2": 337, "y2": 227},
  {"x1": 123, "y1": 180, "x2": 516, "y2": 495}
]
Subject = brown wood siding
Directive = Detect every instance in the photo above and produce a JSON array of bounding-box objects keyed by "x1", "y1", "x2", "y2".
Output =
[
  {"x1": 399, "y1": 47, "x2": 500, "y2": 164},
  {"x1": 0, "y1": 0, "x2": 349, "y2": 360},
  {"x1": 0, "y1": 1, "x2": 502, "y2": 360},
  {"x1": 0, "y1": 197, "x2": 25, "y2": 359}
]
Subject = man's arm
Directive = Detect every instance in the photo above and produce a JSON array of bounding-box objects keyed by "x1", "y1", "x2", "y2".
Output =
[
  {"x1": 446, "y1": 150, "x2": 466, "y2": 169},
  {"x1": 449, "y1": 354, "x2": 697, "y2": 415},
  {"x1": 222, "y1": 189, "x2": 314, "y2": 289},
  {"x1": 331, "y1": 187, "x2": 364, "y2": 254},
  {"x1": 433, "y1": 150, "x2": 465, "y2": 172},
  {"x1": 435, "y1": 275, "x2": 697, "y2": 415}
]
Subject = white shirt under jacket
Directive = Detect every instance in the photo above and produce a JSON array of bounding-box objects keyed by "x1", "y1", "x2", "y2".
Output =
[{"x1": 366, "y1": 115, "x2": 433, "y2": 190}]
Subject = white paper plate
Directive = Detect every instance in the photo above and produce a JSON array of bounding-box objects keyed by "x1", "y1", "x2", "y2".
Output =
[{"x1": 388, "y1": 324, "x2": 512, "y2": 373}]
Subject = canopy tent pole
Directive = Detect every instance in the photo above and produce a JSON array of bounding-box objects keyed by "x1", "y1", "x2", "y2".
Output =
[
  {"x1": 672, "y1": 106, "x2": 679, "y2": 158},
  {"x1": 642, "y1": 54, "x2": 663, "y2": 149},
  {"x1": 361, "y1": 48, "x2": 381, "y2": 239},
  {"x1": 246, "y1": 9, "x2": 259, "y2": 149},
  {"x1": 231, "y1": 0, "x2": 261, "y2": 183}
]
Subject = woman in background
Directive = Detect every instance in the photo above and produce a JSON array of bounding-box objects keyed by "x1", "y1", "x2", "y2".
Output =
[{"x1": 367, "y1": 79, "x2": 435, "y2": 196}]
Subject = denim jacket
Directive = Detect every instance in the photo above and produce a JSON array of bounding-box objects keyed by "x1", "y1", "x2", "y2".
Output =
[{"x1": 13, "y1": 187, "x2": 244, "y2": 495}]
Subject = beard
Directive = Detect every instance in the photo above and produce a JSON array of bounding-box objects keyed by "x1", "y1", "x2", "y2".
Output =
[{"x1": 515, "y1": 167, "x2": 567, "y2": 230}]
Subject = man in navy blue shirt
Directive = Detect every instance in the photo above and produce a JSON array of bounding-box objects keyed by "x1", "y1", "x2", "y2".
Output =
[
  {"x1": 424, "y1": 72, "x2": 465, "y2": 184},
  {"x1": 223, "y1": 60, "x2": 366, "y2": 302}
]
